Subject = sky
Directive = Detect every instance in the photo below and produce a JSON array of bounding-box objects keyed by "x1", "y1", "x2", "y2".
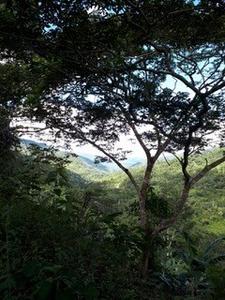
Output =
[{"x1": 19, "y1": 120, "x2": 145, "y2": 159}]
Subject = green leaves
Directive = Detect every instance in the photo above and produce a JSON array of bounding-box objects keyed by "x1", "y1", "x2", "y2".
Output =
[
  {"x1": 0, "y1": 276, "x2": 16, "y2": 293},
  {"x1": 82, "y1": 284, "x2": 99, "y2": 300},
  {"x1": 22, "y1": 261, "x2": 42, "y2": 279},
  {"x1": 147, "y1": 188, "x2": 171, "y2": 219},
  {"x1": 203, "y1": 237, "x2": 225, "y2": 261},
  {"x1": 35, "y1": 281, "x2": 55, "y2": 300}
]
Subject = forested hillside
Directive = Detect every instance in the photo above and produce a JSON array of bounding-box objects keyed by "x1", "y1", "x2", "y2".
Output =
[
  {"x1": 0, "y1": 146, "x2": 225, "y2": 299},
  {"x1": 69, "y1": 148, "x2": 225, "y2": 238},
  {"x1": 126, "y1": 152, "x2": 224, "y2": 233}
]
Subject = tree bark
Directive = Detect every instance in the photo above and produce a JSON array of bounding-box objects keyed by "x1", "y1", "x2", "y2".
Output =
[
  {"x1": 141, "y1": 227, "x2": 155, "y2": 277},
  {"x1": 138, "y1": 162, "x2": 155, "y2": 277},
  {"x1": 139, "y1": 192, "x2": 147, "y2": 229}
]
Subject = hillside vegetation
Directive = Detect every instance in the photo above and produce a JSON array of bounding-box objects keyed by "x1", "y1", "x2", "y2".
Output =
[
  {"x1": 0, "y1": 146, "x2": 225, "y2": 299},
  {"x1": 68, "y1": 148, "x2": 225, "y2": 237}
]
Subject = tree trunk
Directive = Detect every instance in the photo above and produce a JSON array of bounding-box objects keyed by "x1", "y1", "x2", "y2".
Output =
[
  {"x1": 142, "y1": 247, "x2": 150, "y2": 277},
  {"x1": 138, "y1": 163, "x2": 154, "y2": 277},
  {"x1": 139, "y1": 192, "x2": 149, "y2": 277},
  {"x1": 141, "y1": 232, "x2": 155, "y2": 277},
  {"x1": 139, "y1": 193, "x2": 147, "y2": 229},
  {"x1": 139, "y1": 192, "x2": 154, "y2": 277}
]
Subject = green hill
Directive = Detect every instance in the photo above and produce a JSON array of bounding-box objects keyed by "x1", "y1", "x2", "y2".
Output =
[
  {"x1": 21, "y1": 143, "x2": 225, "y2": 236},
  {"x1": 80, "y1": 148, "x2": 225, "y2": 237}
]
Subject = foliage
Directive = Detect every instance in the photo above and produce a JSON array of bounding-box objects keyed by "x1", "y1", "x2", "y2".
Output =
[
  {"x1": 0, "y1": 147, "x2": 145, "y2": 299},
  {"x1": 17, "y1": 4, "x2": 225, "y2": 277},
  {"x1": 0, "y1": 143, "x2": 224, "y2": 299},
  {"x1": 0, "y1": 0, "x2": 225, "y2": 297}
]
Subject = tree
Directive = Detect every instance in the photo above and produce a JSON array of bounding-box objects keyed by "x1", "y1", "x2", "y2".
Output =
[
  {"x1": 39, "y1": 41, "x2": 225, "y2": 275},
  {"x1": 2, "y1": 0, "x2": 225, "y2": 276}
]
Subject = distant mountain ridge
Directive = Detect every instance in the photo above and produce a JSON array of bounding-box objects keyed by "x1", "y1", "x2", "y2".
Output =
[
  {"x1": 20, "y1": 138, "x2": 145, "y2": 173},
  {"x1": 20, "y1": 138, "x2": 48, "y2": 149}
]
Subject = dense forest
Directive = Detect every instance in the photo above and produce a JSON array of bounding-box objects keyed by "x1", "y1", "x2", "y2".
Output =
[{"x1": 0, "y1": 0, "x2": 225, "y2": 299}]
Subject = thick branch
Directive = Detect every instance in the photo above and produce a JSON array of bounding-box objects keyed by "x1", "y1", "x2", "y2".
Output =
[
  {"x1": 205, "y1": 80, "x2": 225, "y2": 96},
  {"x1": 80, "y1": 136, "x2": 140, "y2": 194},
  {"x1": 153, "y1": 153, "x2": 225, "y2": 235},
  {"x1": 190, "y1": 154, "x2": 225, "y2": 186},
  {"x1": 129, "y1": 122, "x2": 152, "y2": 162}
]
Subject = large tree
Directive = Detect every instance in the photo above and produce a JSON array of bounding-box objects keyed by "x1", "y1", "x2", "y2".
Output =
[{"x1": 38, "y1": 42, "x2": 225, "y2": 274}]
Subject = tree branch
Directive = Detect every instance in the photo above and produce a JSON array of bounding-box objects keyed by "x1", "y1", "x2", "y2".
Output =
[
  {"x1": 153, "y1": 153, "x2": 225, "y2": 235},
  {"x1": 190, "y1": 154, "x2": 225, "y2": 186},
  {"x1": 61, "y1": 127, "x2": 141, "y2": 194}
]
